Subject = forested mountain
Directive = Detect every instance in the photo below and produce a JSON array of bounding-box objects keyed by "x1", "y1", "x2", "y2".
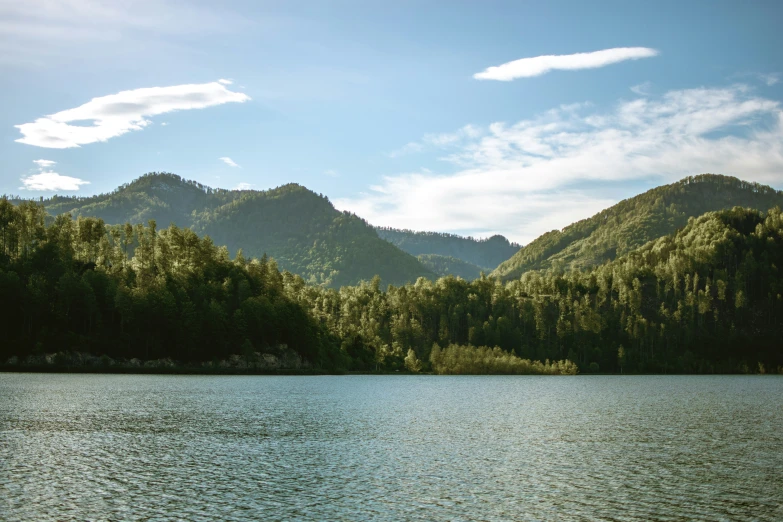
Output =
[
  {"x1": 20, "y1": 173, "x2": 435, "y2": 287},
  {"x1": 2, "y1": 195, "x2": 781, "y2": 374},
  {"x1": 493, "y1": 174, "x2": 783, "y2": 281},
  {"x1": 416, "y1": 254, "x2": 484, "y2": 280},
  {"x1": 376, "y1": 227, "x2": 521, "y2": 271},
  {"x1": 287, "y1": 205, "x2": 783, "y2": 374},
  {"x1": 0, "y1": 200, "x2": 342, "y2": 368}
]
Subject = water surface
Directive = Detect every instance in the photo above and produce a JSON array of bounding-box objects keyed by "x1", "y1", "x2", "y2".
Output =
[{"x1": 1, "y1": 374, "x2": 781, "y2": 521}]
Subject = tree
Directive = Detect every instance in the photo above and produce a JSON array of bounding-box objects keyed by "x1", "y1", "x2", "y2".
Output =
[{"x1": 404, "y1": 348, "x2": 422, "y2": 373}]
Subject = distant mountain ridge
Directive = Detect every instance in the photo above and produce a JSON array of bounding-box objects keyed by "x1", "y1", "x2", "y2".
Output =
[
  {"x1": 376, "y1": 227, "x2": 521, "y2": 270},
  {"x1": 29, "y1": 173, "x2": 436, "y2": 288},
  {"x1": 492, "y1": 174, "x2": 783, "y2": 280},
  {"x1": 416, "y1": 254, "x2": 485, "y2": 280}
]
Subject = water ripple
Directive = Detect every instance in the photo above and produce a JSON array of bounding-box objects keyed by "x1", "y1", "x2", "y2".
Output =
[{"x1": 1, "y1": 374, "x2": 782, "y2": 521}]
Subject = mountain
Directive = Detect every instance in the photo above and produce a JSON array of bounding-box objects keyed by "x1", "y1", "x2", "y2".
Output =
[
  {"x1": 31, "y1": 173, "x2": 435, "y2": 287},
  {"x1": 416, "y1": 254, "x2": 484, "y2": 280},
  {"x1": 376, "y1": 228, "x2": 521, "y2": 272},
  {"x1": 493, "y1": 174, "x2": 783, "y2": 281},
  {"x1": 291, "y1": 204, "x2": 783, "y2": 373},
  {"x1": 4, "y1": 178, "x2": 782, "y2": 374}
]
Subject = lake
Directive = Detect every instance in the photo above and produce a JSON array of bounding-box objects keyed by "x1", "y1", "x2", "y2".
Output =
[{"x1": 1, "y1": 374, "x2": 781, "y2": 521}]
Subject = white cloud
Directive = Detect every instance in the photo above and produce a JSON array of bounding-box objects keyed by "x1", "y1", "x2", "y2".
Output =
[
  {"x1": 474, "y1": 47, "x2": 659, "y2": 81},
  {"x1": 235, "y1": 182, "x2": 253, "y2": 190},
  {"x1": 630, "y1": 81, "x2": 652, "y2": 96},
  {"x1": 388, "y1": 142, "x2": 424, "y2": 158},
  {"x1": 336, "y1": 84, "x2": 783, "y2": 244},
  {"x1": 21, "y1": 158, "x2": 89, "y2": 191},
  {"x1": 32, "y1": 159, "x2": 56, "y2": 168},
  {"x1": 220, "y1": 156, "x2": 240, "y2": 168},
  {"x1": 0, "y1": 0, "x2": 251, "y2": 40},
  {"x1": 389, "y1": 126, "x2": 485, "y2": 158},
  {"x1": 15, "y1": 81, "x2": 250, "y2": 149},
  {"x1": 0, "y1": 0, "x2": 264, "y2": 68},
  {"x1": 218, "y1": 78, "x2": 233, "y2": 85},
  {"x1": 424, "y1": 124, "x2": 484, "y2": 146},
  {"x1": 160, "y1": 122, "x2": 169, "y2": 126},
  {"x1": 760, "y1": 73, "x2": 780, "y2": 86},
  {"x1": 21, "y1": 172, "x2": 90, "y2": 191}
]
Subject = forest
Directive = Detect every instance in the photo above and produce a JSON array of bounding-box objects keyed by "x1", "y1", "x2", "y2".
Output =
[
  {"x1": 0, "y1": 199, "x2": 345, "y2": 370},
  {"x1": 2, "y1": 193, "x2": 781, "y2": 374},
  {"x1": 16, "y1": 173, "x2": 435, "y2": 288},
  {"x1": 416, "y1": 254, "x2": 484, "y2": 280},
  {"x1": 376, "y1": 227, "x2": 521, "y2": 272},
  {"x1": 493, "y1": 174, "x2": 783, "y2": 280}
]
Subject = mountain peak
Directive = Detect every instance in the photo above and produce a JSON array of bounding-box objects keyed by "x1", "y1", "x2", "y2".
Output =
[
  {"x1": 492, "y1": 173, "x2": 783, "y2": 280},
  {"x1": 33, "y1": 173, "x2": 434, "y2": 287}
]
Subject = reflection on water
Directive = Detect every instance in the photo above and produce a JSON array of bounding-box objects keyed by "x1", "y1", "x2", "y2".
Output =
[{"x1": 1, "y1": 374, "x2": 782, "y2": 521}]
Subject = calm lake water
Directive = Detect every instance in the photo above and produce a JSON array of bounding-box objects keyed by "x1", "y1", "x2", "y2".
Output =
[{"x1": 1, "y1": 374, "x2": 781, "y2": 521}]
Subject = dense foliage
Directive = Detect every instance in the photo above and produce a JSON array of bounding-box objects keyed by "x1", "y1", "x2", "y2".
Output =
[
  {"x1": 18, "y1": 173, "x2": 434, "y2": 288},
  {"x1": 429, "y1": 344, "x2": 578, "y2": 375},
  {"x1": 377, "y1": 227, "x2": 521, "y2": 271},
  {"x1": 190, "y1": 184, "x2": 434, "y2": 288},
  {"x1": 0, "y1": 199, "x2": 344, "y2": 369},
  {"x1": 416, "y1": 254, "x2": 484, "y2": 280},
  {"x1": 4, "y1": 180, "x2": 783, "y2": 374},
  {"x1": 493, "y1": 174, "x2": 783, "y2": 280},
  {"x1": 286, "y1": 206, "x2": 783, "y2": 374}
]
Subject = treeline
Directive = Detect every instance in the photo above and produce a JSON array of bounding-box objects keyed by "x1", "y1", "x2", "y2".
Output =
[
  {"x1": 416, "y1": 254, "x2": 483, "y2": 280},
  {"x1": 31, "y1": 173, "x2": 435, "y2": 288},
  {"x1": 376, "y1": 227, "x2": 521, "y2": 270},
  {"x1": 2, "y1": 197, "x2": 782, "y2": 374},
  {"x1": 0, "y1": 199, "x2": 345, "y2": 369},
  {"x1": 427, "y1": 344, "x2": 578, "y2": 375},
  {"x1": 286, "y1": 206, "x2": 783, "y2": 374}
]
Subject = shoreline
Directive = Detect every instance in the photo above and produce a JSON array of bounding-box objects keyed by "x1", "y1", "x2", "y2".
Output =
[{"x1": 2, "y1": 366, "x2": 778, "y2": 376}]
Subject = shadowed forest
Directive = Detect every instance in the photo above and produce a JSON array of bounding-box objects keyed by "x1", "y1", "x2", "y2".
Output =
[{"x1": 2, "y1": 188, "x2": 781, "y2": 373}]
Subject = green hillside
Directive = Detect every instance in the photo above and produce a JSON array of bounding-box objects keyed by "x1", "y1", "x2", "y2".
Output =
[
  {"x1": 290, "y1": 205, "x2": 783, "y2": 373},
  {"x1": 417, "y1": 254, "x2": 484, "y2": 280},
  {"x1": 188, "y1": 185, "x2": 435, "y2": 288},
  {"x1": 493, "y1": 174, "x2": 783, "y2": 280},
  {"x1": 3, "y1": 192, "x2": 782, "y2": 374},
  {"x1": 376, "y1": 227, "x2": 520, "y2": 270},
  {"x1": 27, "y1": 173, "x2": 435, "y2": 287}
]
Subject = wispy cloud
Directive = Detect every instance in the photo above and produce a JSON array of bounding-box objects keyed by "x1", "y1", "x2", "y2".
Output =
[
  {"x1": 220, "y1": 157, "x2": 240, "y2": 168},
  {"x1": 15, "y1": 81, "x2": 250, "y2": 148},
  {"x1": 324, "y1": 169, "x2": 339, "y2": 177},
  {"x1": 423, "y1": 125, "x2": 484, "y2": 146},
  {"x1": 389, "y1": 125, "x2": 486, "y2": 158},
  {"x1": 336, "y1": 84, "x2": 783, "y2": 244},
  {"x1": 32, "y1": 159, "x2": 56, "y2": 168},
  {"x1": 21, "y1": 159, "x2": 89, "y2": 191},
  {"x1": 388, "y1": 142, "x2": 424, "y2": 158},
  {"x1": 218, "y1": 78, "x2": 233, "y2": 85},
  {"x1": 235, "y1": 182, "x2": 253, "y2": 190},
  {"x1": 630, "y1": 81, "x2": 652, "y2": 96},
  {"x1": 474, "y1": 47, "x2": 659, "y2": 81},
  {"x1": 759, "y1": 73, "x2": 780, "y2": 86},
  {"x1": 0, "y1": 0, "x2": 251, "y2": 40}
]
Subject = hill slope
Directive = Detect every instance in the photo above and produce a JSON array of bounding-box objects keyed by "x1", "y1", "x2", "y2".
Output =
[
  {"x1": 33, "y1": 173, "x2": 435, "y2": 287},
  {"x1": 376, "y1": 228, "x2": 521, "y2": 271},
  {"x1": 416, "y1": 254, "x2": 484, "y2": 280},
  {"x1": 493, "y1": 174, "x2": 783, "y2": 280}
]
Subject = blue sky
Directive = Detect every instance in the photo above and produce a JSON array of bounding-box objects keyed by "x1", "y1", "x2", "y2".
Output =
[{"x1": 3, "y1": 0, "x2": 783, "y2": 243}]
